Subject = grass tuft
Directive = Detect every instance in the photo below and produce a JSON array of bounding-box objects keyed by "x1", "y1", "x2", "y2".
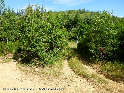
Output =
[
  {"x1": 100, "y1": 61, "x2": 124, "y2": 82},
  {"x1": 68, "y1": 56, "x2": 108, "y2": 84}
]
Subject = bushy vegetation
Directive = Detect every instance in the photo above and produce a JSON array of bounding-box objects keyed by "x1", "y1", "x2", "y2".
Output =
[
  {"x1": 0, "y1": 5, "x2": 124, "y2": 68},
  {"x1": 17, "y1": 6, "x2": 68, "y2": 65},
  {"x1": 0, "y1": 9, "x2": 19, "y2": 55},
  {"x1": 0, "y1": 6, "x2": 68, "y2": 66},
  {"x1": 116, "y1": 18, "x2": 124, "y2": 61},
  {"x1": 77, "y1": 11, "x2": 124, "y2": 62},
  {"x1": 100, "y1": 61, "x2": 124, "y2": 82}
]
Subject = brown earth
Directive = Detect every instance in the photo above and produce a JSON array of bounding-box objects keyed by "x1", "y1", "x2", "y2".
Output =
[{"x1": 0, "y1": 57, "x2": 124, "y2": 93}]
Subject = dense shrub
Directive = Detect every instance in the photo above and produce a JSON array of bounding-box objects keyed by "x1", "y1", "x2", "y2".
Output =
[
  {"x1": 64, "y1": 12, "x2": 81, "y2": 40},
  {"x1": 16, "y1": 6, "x2": 68, "y2": 66},
  {"x1": 116, "y1": 18, "x2": 124, "y2": 62},
  {"x1": 0, "y1": 9, "x2": 19, "y2": 55},
  {"x1": 77, "y1": 12, "x2": 119, "y2": 60},
  {"x1": 0, "y1": 6, "x2": 124, "y2": 65}
]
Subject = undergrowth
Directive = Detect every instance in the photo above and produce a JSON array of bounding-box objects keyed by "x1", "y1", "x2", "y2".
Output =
[
  {"x1": 68, "y1": 41, "x2": 124, "y2": 83},
  {"x1": 16, "y1": 58, "x2": 64, "y2": 77}
]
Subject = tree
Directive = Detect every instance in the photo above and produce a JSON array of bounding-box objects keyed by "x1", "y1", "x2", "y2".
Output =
[{"x1": 0, "y1": 0, "x2": 5, "y2": 14}]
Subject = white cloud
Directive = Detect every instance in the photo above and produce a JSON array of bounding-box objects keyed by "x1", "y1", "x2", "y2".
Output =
[{"x1": 52, "y1": 0, "x2": 92, "y2": 6}]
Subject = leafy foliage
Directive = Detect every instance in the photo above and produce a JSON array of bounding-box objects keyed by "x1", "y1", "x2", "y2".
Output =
[
  {"x1": 116, "y1": 18, "x2": 124, "y2": 61},
  {"x1": 16, "y1": 6, "x2": 68, "y2": 65},
  {"x1": 0, "y1": 6, "x2": 124, "y2": 65},
  {"x1": 77, "y1": 11, "x2": 122, "y2": 61},
  {"x1": 0, "y1": 9, "x2": 19, "y2": 54}
]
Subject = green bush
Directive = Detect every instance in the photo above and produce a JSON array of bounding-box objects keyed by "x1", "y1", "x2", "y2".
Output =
[
  {"x1": 117, "y1": 18, "x2": 124, "y2": 62},
  {"x1": 77, "y1": 11, "x2": 118, "y2": 61},
  {"x1": 63, "y1": 12, "x2": 81, "y2": 40},
  {"x1": 16, "y1": 6, "x2": 68, "y2": 66},
  {"x1": 0, "y1": 9, "x2": 19, "y2": 55},
  {"x1": 0, "y1": 41, "x2": 18, "y2": 55},
  {"x1": 0, "y1": 7, "x2": 124, "y2": 65}
]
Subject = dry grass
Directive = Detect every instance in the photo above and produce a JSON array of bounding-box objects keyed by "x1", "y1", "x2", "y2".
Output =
[
  {"x1": 99, "y1": 61, "x2": 124, "y2": 82},
  {"x1": 0, "y1": 57, "x2": 13, "y2": 63},
  {"x1": 68, "y1": 56, "x2": 108, "y2": 84},
  {"x1": 16, "y1": 59, "x2": 64, "y2": 78},
  {"x1": 68, "y1": 56, "x2": 124, "y2": 93},
  {"x1": 67, "y1": 41, "x2": 124, "y2": 92}
]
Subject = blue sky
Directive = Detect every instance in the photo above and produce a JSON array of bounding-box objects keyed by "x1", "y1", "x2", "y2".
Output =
[{"x1": 5, "y1": 0, "x2": 124, "y2": 17}]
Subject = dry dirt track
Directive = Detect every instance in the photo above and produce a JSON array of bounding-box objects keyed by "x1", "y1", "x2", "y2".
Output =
[{"x1": 0, "y1": 57, "x2": 123, "y2": 93}]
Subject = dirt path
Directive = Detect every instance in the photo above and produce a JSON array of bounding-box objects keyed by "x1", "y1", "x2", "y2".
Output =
[
  {"x1": 0, "y1": 57, "x2": 123, "y2": 93},
  {"x1": 0, "y1": 58, "x2": 97, "y2": 93}
]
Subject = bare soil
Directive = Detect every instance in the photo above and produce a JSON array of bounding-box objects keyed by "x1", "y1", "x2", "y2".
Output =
[{"x1": 0, "y1": 57, "x2": 124, "y2": 93}]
